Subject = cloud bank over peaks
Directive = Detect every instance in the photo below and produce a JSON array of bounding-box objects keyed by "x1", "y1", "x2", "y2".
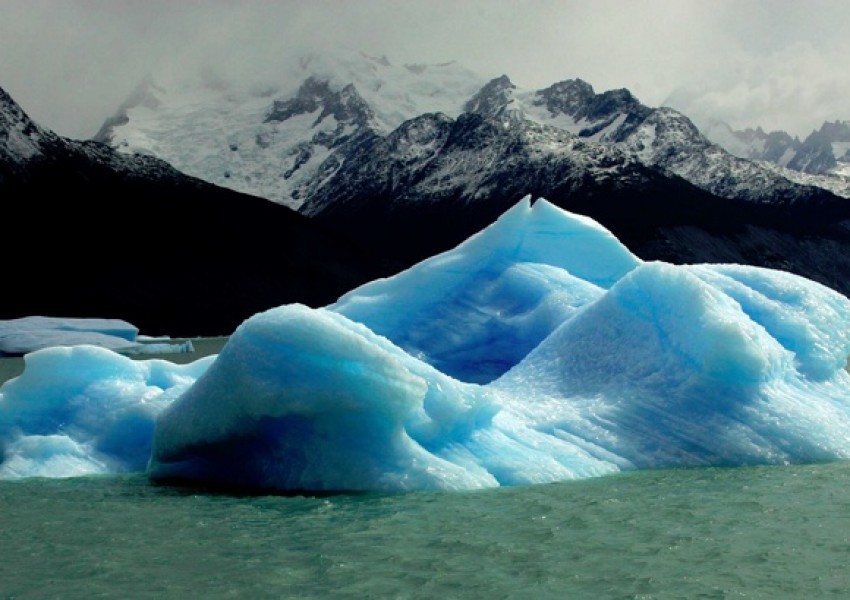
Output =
[
  {"x1": 1, "y1": 1, "x2": 848, "y2": 140},
  {"x1": 665, "y1": 40, "x2": 850, "y2": 137}
]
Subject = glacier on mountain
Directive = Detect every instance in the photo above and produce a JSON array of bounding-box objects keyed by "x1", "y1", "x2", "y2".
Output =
[
  {"x1": 96, "y1": 53, "x2": 487, "y2": 210},
  {"x1": 97, "y1": 54, "x2": 846, "y2": 217},
  {"x1": 2, "y1": 198, "x2": 850, "y2": 491}
]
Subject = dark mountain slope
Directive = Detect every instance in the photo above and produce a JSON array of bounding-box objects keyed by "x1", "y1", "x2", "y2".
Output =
[
  {"x1": 1, "y1": 86, "x2": 382, "y2": 335},
  {"x1": 303, "y1": 111, "x2": 850, "y2": 297}
]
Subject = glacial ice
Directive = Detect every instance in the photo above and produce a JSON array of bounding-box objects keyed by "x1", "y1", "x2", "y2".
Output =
[
  {"x1": 332, "y1": 198, "x2": 640, "y2": 383},
  {"x1": 0, "y1": 317, "x2": 139, "y2": 356},
  {"x1": 0, "y1": 346, "x2": 214, "y2": 478},
  {"x1": 0, "y1": 316, "x2": 194, "y2": 357},
  {"x1": 2, "y1": 196, "x2": 850, "y2": 491}
]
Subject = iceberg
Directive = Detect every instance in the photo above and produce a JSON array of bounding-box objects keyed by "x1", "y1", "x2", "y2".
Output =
[
  {"x1": 148, "y1": 304, "x2": 616, "y2": 491},
  {"x1": 332, "y1": 198, "x2": 640, "y2": 383},
  {"x1": 2, "y1": 197, "x2": 850, "y2": 491},
  {"x1": 0, "y1": 316, "x2": 193, "y2": 357},
  {"x1": 0, "y1": 346, "x2": 213, "y2": 478},
  {"x1": 495, "y1": 261, "x2": 850, "y2": 469},
  {"x1": 0, "y1": 317, "x2": 139, "y2": 356}
]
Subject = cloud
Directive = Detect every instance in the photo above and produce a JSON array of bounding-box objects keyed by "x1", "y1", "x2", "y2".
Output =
[
  {"x1": 666, "y1": 39, "x2": 850, "y2": 136},
  {"x1": 0, "y1": 0, "x2": 847, "y2": 139}
]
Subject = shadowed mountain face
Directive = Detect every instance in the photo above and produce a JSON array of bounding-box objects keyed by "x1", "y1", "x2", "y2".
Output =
[
  {"x1": 91, "y1": 63, "x2": 850, "y2": 282},
  {"x1": 5, "y1": 66, "x2": 850, "y2": 342},
  {"x1": 96, "y1": 56, "x2": 845, "y2": 211},
  {"x1": 1, "y1": 87, "x2": 382, "y2": 336},
  {"x1": 302, "y1": 111, "x2": 850, "y2": 298}
]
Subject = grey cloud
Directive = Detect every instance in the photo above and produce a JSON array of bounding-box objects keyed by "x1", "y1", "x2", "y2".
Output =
[{"x1": 0, "y1": 0, "x2": 847, "y2": 139}]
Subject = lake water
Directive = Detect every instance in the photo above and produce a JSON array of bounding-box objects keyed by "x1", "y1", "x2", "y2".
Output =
[{"x1": 3, "y1": 462, "x2": 850, "y2": 599}]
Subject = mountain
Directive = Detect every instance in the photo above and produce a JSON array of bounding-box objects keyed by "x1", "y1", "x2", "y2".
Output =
[
  {"x1": 298, "y1": 110, "x2": 704, "y2": 262},
  {"x1": 97, "y1": 55, "x2": 842, "y2": 211},
  {"x1": 702, "y1": 119, "x2": 850, "y2": 198},
  {"x1": 460, "y1": 76, "x2": 844, "y2": 206},
  {"x1": 94, "y1": 54, "x2": 486, "y2": 211},
  {"x1": 0, "y1": 86, "x2": 382, "y2": 335},
  {"x1": 92, "y1": 55, "x2": 850, "y2": 296},
  {"x1": 299, "y1": 109, "x2": 850, "y2": 298},
  {"x1": 705, "y1": 119, "x2": 850, "y2": 175}
]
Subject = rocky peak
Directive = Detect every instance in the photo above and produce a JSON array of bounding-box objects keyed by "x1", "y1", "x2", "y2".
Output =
[
  {"x1": 534, "y1": 79, "x2": 596, "y2": 118},
  {"x1": 533, "y1": 79, "x2": 651, "y2": 133},
  {"x1": 0, "y1": 86, "x2": 36, "y2": 132},
  {"x1": 332, "y1": 83, "x2": 374, "y2": 125},
  {"x1": 589, "y1": 88, "x2": 644, "y2": 120},
  {"x1": 0, "y1": 85, "x2": 49, "y2": 163},
  {"x1": 265, "y1": 77, "x2": 374, "y2": 128},
  {"x1": 760, "y1": 130, "x2": 799, "y2": 163},
  {"x1": 736, "y1": 126, "x2": 797, "y2": 146},
  {"x1": 266, "y1": 77, "x2": 332, "y2": 122},
  {"x1": 789, "y1": 130, "x2": 839, "y2": 174},
  {"x1": 463, "y1": 75, "x2": 517, "y2": 119},
  {"x1": 740, "y1": 126, "x2": 768, "y2": 141},
  {"x1": 385, "y1": 112, "x2": 453, "y2": 158},
  {"x1": 819, "y1": 121, "x2": 850, "y2": 142}
]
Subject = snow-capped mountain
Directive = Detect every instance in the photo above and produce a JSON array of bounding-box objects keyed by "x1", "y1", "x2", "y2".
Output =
[
  {"x1": 1, "y1": 85, "x2": 178, "y2": 184},
  {"x1": 91, "y1": 53, "x2": 850, "y2": 295},
  {"x1": 706, "y1": 120, "x2": 850, "y2": 174},
  {"x1": 298, "y1": 106, "x2": 850, "y2": 298},
  {"x1": 95, "y1": 53, "x2": 487, "y2": 210},
  {"x1": 298, "y1": 108, "x2": 722, "y2": 264},
  {"x1": 702, "y1": 119, "x2": 850, "y2": 198},
  {"x1": 693, "y1": 121, "x2": 798, "y2": 166},
  {"x1": 459, "y1": 75, "x2": 838, "y2": 205},
  {"x1": 97, "y1": 54, "x2": 840, "y2": 213},
  {"x1": 1, "y1": 85, "x2": 381, "y2": 335}
]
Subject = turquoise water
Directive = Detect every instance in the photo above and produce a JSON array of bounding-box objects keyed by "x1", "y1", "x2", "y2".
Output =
[{"x1": 2, "y1": 463, "x2": 850, "y2": 599}]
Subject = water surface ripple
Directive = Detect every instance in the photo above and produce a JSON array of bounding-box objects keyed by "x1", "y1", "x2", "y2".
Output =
[{"x1": 2, "y1": 463, "x2": 850, "y2": 598}]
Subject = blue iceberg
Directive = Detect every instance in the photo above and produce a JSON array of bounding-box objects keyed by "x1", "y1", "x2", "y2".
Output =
[
  {"x1": 0, "y1": 347, "x2": 213, "y2": 478},
  {"x1": 2, "y1": 197, "x2": 850, "y2": 491},
  {"x1": 332, "y1": 198, "x2": 639, "y2": 383}
]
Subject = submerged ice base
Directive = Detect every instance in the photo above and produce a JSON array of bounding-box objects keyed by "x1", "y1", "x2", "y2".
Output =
[{"x1": 3, "y1": 197, "x2": 850, "y2": 491}]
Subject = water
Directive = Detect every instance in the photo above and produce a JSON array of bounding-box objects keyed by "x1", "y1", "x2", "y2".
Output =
[{"x1": 3, "y1": 463, "x2": 850, "y2": 599}]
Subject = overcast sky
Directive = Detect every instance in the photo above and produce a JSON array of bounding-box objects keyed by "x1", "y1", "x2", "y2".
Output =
[{"x1": 1, "y1": 0, "x2": 847, "y2": 139}]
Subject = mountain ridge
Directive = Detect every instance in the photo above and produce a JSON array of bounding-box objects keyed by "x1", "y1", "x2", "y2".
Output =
[
  {"x1": 301, "y1": 108, "x2": 850, "y2": 282},
  {"x1": 87, "y1": 55, "x2": 850, "y2": 298},
  {"x1": 701, "y1": 118, "x2": 850, "y2": 198},
  {"x1": 95, "y1": 56, "x2": 847, "y2": 211}
]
